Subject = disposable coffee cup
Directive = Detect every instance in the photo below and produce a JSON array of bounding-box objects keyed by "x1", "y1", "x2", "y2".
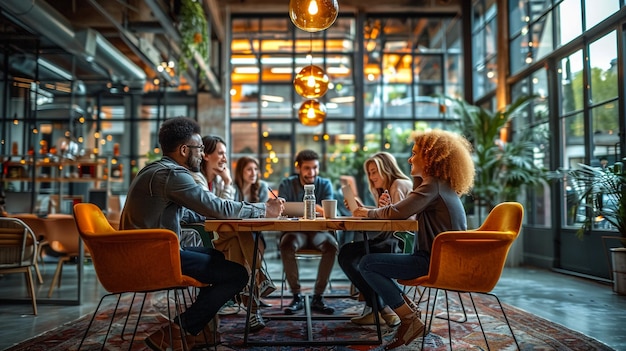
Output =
[{"x1": 322, "y1": 199, "x2": 337, "y2": 218}]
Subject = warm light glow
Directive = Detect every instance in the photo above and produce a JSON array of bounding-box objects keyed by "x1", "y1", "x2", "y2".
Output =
[
  {"x1": 308, "y1": 0, "x2": 318, "y2": 15},
  {"x1": 289, "y1": 0, "x2": 339, "y2": 32},
  {"x1": 293, "y1": 65, "x2": 329, "y2": 98},
  {"x1": 298, "y1": 99, "x2": 326, "y2": 126}
]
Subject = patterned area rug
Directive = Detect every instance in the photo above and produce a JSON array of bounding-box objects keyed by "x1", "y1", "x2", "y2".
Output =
[{"x1": 6, "y1": 288, "x2": 614, "y2": 351}]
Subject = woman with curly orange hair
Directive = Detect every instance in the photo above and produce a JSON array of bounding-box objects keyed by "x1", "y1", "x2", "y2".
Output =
[{"x1": 352, "y1": 129, "x2": 475, "y2": 350}]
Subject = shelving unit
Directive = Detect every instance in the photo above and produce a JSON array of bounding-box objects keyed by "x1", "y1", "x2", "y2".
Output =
[{"x1": 2, "y1": 155, "x2": 123, "y2": 214}]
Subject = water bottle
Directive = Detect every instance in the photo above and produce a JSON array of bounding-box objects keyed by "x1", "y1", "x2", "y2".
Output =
[{"x1": 303, "y1": 184, "x2": 316, "y2": 220}]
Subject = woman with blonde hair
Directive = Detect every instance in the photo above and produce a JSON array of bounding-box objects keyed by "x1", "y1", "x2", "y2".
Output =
[
  {"x1": 338, "y1": 152, "x2": 414, "y2": 327},
  {"x1": 353, "y1": 129, "x2": 475, "y2": 350}
]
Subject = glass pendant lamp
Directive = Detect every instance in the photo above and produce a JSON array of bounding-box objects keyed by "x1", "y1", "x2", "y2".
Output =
[
  {"x1": 289, "y1": 0, "x2": 339, "y2": 32},
  {"x1": 293, "y1": 64, "x2": 329, "y2": 98},
  {"x1": 298, "y1": 99, "x2": 326, "y2": 126}
]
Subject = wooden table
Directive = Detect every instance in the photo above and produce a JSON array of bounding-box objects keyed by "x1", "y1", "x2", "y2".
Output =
[{"x1": 205, "y1": 217, "x2": 418, "y2": 346}]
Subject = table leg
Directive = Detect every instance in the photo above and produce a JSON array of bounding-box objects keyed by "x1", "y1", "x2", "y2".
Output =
[
  {"x1": 243, "y1": 228, "x2": 384, "y2": 346},
  {"x1": 243, "y1": 230, "x2": 261, "y2": 345},
  {"x1": 361, "y1": 231, "x2": 383, "y2": 343}
]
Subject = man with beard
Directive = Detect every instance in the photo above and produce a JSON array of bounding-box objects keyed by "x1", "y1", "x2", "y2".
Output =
[
  {"x1": 277, "y1": 149, "x2": 338, "y2": 315},
  {"x1": 120, "y1": 117, "x2": 283, "y2": 351}
]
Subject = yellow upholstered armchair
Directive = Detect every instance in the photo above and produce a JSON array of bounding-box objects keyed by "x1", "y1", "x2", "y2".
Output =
[
  {"x1": 73, "y1": 203, "x2": 206, "y2": 350},
  {"x1": 398, "y1": 202, "x2": 524, "y2": 350}
]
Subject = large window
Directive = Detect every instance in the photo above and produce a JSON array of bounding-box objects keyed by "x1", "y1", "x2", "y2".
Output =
[
  {"x1": 472, "y1": 0, "x2": 498, "y2": 100},
  {"x1": 229, "y1": 13, "x2": 463, "y2": 197},
  {"x1": 507, "y1": 2, "x2": 624, "y2": 234}
]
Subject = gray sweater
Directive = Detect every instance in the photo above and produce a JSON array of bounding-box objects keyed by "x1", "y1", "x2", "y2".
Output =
[
  {"x1": 120, "y1": 156, "x2": 265, "y2": 236},
  {"x1": 367, "y1": 178, "x2": 467, "y2": 254}
]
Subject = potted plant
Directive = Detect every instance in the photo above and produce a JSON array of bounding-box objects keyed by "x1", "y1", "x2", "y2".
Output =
[
  {"x1": 558, "y1": 161, "x2": 626, "y2": 294},
  {"x1": 445, "y1": 95, "x2": 548, "y2": 218}
]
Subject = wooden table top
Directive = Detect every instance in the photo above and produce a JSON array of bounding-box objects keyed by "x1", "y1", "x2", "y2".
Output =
[{"x1": 204, "y1": 217, "x2": 417, "y2": 232}]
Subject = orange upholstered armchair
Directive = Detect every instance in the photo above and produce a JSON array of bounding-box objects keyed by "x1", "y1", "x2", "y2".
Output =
[
  {"x1": 398, "y1": 202, "x2": 524, "y2": 350},
  {"x1": 73, "y1": 203, "x2": 206, "y2": 350}
]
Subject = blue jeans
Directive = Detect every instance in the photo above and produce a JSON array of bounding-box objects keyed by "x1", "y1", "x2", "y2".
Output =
[
  {"x1": 359, "y1": 250, "x2": 430, "y2": 310},
  {"x1": 178, "y1": 246, "x2": 248, "y2": 335},
  {"x1": 338, "y1": 239, "x2": 398, "y2": 309}
]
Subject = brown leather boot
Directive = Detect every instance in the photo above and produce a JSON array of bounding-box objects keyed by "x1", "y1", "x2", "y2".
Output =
[
  {"x1": 384, "y1": 310, "x2": 424, "y2": 350},
  {"x1": 145, "y1": 323, "x2": 195, "y2": 351},
  {"x1": 193, "y1": 318, "x2": 221, "y2": 347}
]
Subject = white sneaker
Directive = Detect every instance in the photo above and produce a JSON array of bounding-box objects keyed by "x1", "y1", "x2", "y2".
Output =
[{"x1": 248, "y1": 311, "x2": 266, "y2": 332}]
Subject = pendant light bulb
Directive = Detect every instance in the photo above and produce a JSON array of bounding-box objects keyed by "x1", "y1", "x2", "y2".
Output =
[
  {"x1": 293, "y1": 64, "x2": 330, "y2": 98},
  {"x1": 308, "y1": 0, "x2": 319, "y2": 15},
  {"x1": 289, "y1": 0, "x2": 339, "y2": 33},
  {"x1": 298, "y1": 99, "x2": 326, "y2": 127}
]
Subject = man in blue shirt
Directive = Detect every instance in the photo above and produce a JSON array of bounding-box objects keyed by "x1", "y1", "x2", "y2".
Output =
[{"x1": 278, "y1": 150, "x2": 338, "y2": 314}]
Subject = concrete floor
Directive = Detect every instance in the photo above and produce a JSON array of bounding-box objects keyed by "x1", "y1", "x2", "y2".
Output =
[{"x1": 1, "y1": 248, "x2": 626, "y2": 350}]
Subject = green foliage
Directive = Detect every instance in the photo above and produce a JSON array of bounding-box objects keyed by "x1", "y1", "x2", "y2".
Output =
[
  {"x1": 145, "y1": 149, "x2": 161, "y2": 164},
  {"x1": 554, "y1": 162, "x2": 626, "y2": 239},
  {"x1": 325, "y1": 144, "x2": 369, "y2": 187},
  {"x1": 568, "y1": 66, "x2": 619, "y2": 132},
  {"x1": 446, "y1": 95, "x2": 547, "y2": 210},
  {"x1": 178, "y1": 0, "x2": 209, "y2": 75}
]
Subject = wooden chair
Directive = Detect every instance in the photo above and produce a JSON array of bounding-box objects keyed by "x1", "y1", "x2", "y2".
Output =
[
  {"x1": 0, "y1": 217, "x2": 38, "y2": 315},
  {"x1": 398, "y1": 202, "x2": 524, "y2": 350},
  {"x1": 11, "y1": 214, "x2": 46, "y2": 284},
  {"x1": 44, "y1": 214, "x2": 83, "y2": 298},
  {"x1": 73, "y1": 203, "x2": 207, "y2": 350}
]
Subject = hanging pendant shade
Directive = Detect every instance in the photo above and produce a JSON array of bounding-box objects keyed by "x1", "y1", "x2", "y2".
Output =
[
  {"x1": 293, "y1": 65, "x2": 330, "y2": 98},
  {"x1": 289, "y1": 0, "x2": 339, "y2": 33},
  {"x1": 298, "y1": 99, "x2": 326, "y2": 126}
]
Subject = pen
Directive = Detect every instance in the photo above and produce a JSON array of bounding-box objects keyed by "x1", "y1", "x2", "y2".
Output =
[{"x1": 268, "y1": 187, "x2": 279, "y2": 199}]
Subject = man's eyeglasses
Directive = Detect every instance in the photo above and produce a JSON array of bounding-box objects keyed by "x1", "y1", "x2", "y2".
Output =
[{"x1": 186, "y1": 144, "x2": 205, "y2": 152}]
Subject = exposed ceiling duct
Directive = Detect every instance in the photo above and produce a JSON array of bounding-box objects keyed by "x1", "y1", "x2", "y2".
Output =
[{"x1": 0, "y1": 0, "x2": 146, "y2": 88}]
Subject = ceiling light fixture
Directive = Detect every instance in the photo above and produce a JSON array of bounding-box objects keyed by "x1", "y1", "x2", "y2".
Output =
[
  {"x1": 298, "y1": 99, "x2": 326, "y2": 127},
  {"x1": 293, "y1": 65, "x2": 329, "y2": 98},
  {"x1": 289, "y1": 0, "x2": 339, "y2": 32}
]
